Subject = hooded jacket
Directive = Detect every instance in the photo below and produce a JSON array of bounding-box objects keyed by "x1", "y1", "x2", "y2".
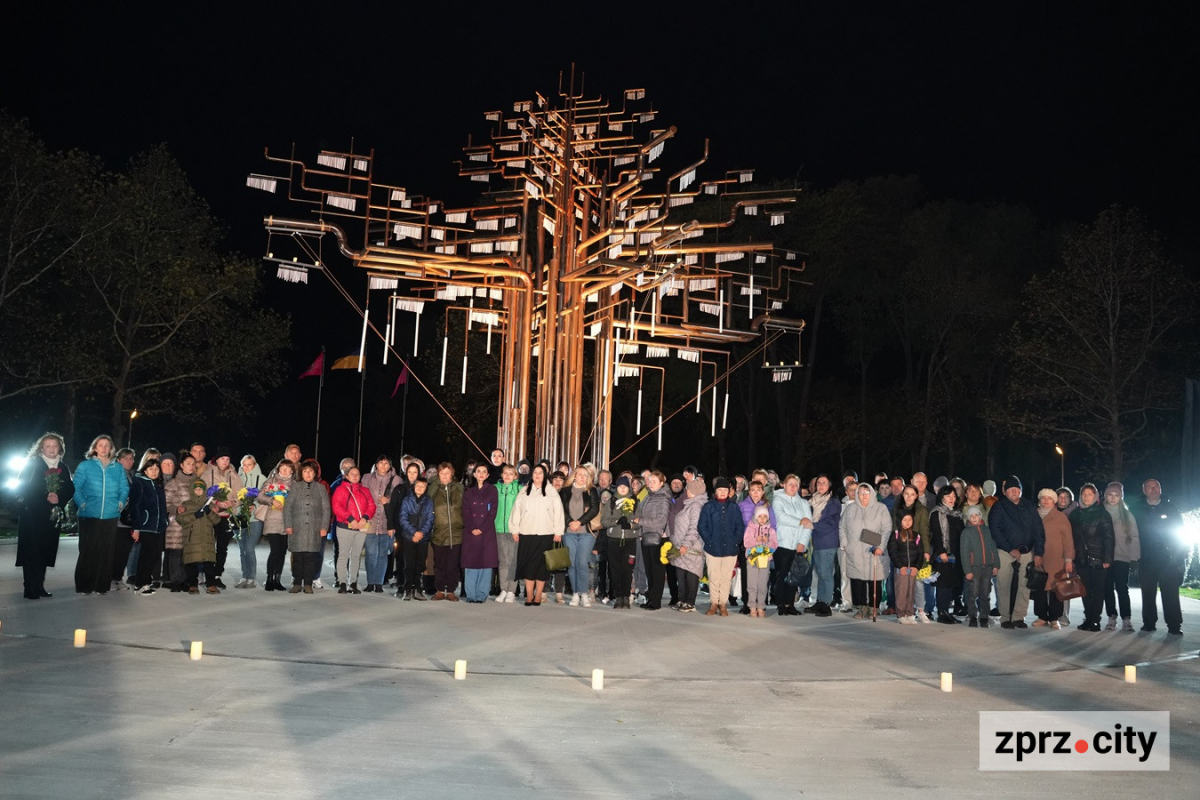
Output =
[
  {"x1": 698, "y1": 496, "x2": 744, "y2": 557},
  {"x1": 600, "y1": 490, "x2": 641, "y2": 541},
  {"x1": 428, "y1": 479, "x2": 465, "y2": 546},
  {"x1": 127, "y1": 474, "x2": 168, "y2": 534},
  {"x1": 397, "y1": 491, "x2": 434, "y2": 543},
  {"x1": 179, "y1": 487, "x2": 220, "y2": 564},
  {"x1": 772, "y1": 491, "x2": 813, "y2": 551},
  {"x1": 74, "y1": 457, "x2": 130, "y2": 520},
  {"x1": 959, "y1": 521, "x2": 1000, "y2": 573},
  {"x1": 359, "y1": 467, "x2": 398, "y2": 535},
  {"x1": 671, "y1": 492, "x2": 707, "y2": 576},
  {"x1": 838, "y1": 490, "x2": 892, "y2": 580}
]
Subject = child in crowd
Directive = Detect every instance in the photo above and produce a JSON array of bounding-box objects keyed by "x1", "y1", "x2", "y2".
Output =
[
  {"x1": 743, "y1": 507, "x2": 777, "y2": 617},
  {"x1": 179, "y1": 479, "x2": 220, "y2": 595},
  {"x1": 960, "y1": 505, "x2": 999, "y2": 628},
  {"x1": 887, "y1": 511, "x2": 924, "y2": 624}
]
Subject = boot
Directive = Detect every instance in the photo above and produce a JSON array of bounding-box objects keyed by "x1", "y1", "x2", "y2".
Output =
[
  {"x1": 288, "y1": 583, "x2": 302, "y2": 593},
  {"x1": 706, "y1": 603, "x2": 718, "y2": 616},
  {"x1": 351, "y1": 582, "x2": 361, "y2": 595},
  {"x1": 719, "y1": 605, "x2": 729, "y2": 617}
]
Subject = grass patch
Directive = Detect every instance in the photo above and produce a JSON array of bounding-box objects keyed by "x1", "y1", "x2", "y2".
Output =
[{"x1": 1181, "y1": 587, "x2": 1200, "y2": 601}]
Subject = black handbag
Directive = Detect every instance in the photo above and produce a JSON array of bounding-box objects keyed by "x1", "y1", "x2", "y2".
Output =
[
  {"x1": 784, "y1": 552, "x2": 812, "y2": 586},
  {"x1": 1025, "y1": 561, "x2": 1048, "y2": 592}
]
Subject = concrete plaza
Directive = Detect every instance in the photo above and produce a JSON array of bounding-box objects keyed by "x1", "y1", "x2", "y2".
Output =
[{"x1": 1, "y1": 538, "x2": 1197, "y2": 798}]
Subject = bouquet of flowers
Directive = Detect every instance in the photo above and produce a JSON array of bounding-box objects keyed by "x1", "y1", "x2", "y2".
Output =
[
  {"x1": 659, "y1": 542, "x2": 682, "y2": 565},
  {"x1": 262, "y1": 483, "x2": 287, "y2": 509},
  {"x1": 616, "y1": 497, "x2": 636, "y2": 518},
  {"x1": 233, "y1": 486, "x2": 260, "y2": 527},
  {"x1": 916, "y1": 563, "x2": 938, "y2": 584},
  {"x1": 45, "y1": 469, "x2": 64, "y2": 524},
  {"x1": 206, "y1": 482, "x2": 231, "y2": 517},
  {"x1": 747, "y1": 544, "x2": 774, "y2": 569}
]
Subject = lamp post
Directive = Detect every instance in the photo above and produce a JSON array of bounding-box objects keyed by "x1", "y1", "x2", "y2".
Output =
[
  {"x1": 1054, "y1": 444, "x2": 1064, "y2": 488},
  {"x1": 128, "y1": 409, "x2": 139, "y2": 449}
]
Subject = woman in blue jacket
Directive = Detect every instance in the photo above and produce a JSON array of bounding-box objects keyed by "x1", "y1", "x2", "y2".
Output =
[
  {"x1": 73, "y1": 435, "x2": 130, "y2": 595},
  {"x1": 129, "y1": 459, "x2": 169, "y2": 594}
]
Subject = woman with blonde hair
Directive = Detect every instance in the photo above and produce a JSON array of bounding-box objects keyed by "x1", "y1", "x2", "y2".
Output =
[
  {"x1": 73, "y1": 435, "x2": 130, "y2": 595},
  {"x1": 559, "y1": 465, "x2": 599, "y2": 606}
]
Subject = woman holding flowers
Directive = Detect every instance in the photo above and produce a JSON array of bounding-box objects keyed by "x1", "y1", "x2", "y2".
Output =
[
  {"x1": 256, "y1": 459, "x2": 294, "y2": 591},
  {"x1": 163, "y1": 454, "x2": 197, "y2": 591},
  {"x1": 234, "y1": 454, "x2": 265, "y2": 588},
  {"x1": 16, "y1": 433, "x2": 75, "y2": 600},
  {"x1": 634, "y1": 471, "x2": 671, "y2": 610}
]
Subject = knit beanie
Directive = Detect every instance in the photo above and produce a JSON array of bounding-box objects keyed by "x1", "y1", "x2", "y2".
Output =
[
  {"x1": 1002, "y1": 475, "x2": 1022, "y2": 492},
  {"x1": 686, "y1": 477, "x2": 706, "y2": 497},
  {"x1": 965, "y1": 504, "x2": 984, "y2": 521}
]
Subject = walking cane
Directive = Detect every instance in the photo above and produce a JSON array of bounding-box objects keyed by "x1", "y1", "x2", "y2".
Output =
[{"x1": 871, "y1": 544, "x2": 878, "y2": 622}]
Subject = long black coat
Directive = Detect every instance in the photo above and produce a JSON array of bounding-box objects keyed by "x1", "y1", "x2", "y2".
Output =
[
  {"x1": 929, "y1": 505, "x2": 964, "y2": 590},
  {"x1": 16, "y1": 460, "x2": 75, "y2": 569}
]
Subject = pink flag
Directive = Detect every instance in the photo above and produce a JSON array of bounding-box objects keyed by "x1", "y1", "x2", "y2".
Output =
[
  {"x1": 299, "y1": 352, "x2": 324, "y2": 379},
  {"x1": 391, "y1": 365, "x2": 408, "y2": 398}
]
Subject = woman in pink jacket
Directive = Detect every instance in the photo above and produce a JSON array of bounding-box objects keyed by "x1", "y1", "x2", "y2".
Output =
[{"x1": 331, "y1": 467, "x2": 376, "y2": 594}]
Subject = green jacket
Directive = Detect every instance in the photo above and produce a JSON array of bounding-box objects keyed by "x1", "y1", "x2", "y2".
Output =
[
  {"x1": 494, "y1": 480, "x2": 520, "y2": 534},
  {"x1": 179, "y1": 491, "x2": 220, "y2": 565},
  {"x1": 428, "y1": 480, "x2": 464, "y2": 546}
]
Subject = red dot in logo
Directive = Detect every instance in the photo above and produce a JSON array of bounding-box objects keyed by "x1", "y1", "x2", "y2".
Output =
[{"x1": 1075, "y1": 740, "x2": 1088, "y2": 754}]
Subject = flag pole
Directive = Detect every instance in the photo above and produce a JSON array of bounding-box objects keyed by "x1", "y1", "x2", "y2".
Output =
[
  {"x1": 314, "y1": 346, "x2": 325, "y2": 461},
  {"x1": 356, "y1": 303, "x2": 369, "y2": 466},
  {"x1": 399, "y1": 373, "x2": 410, "y2": 458}
]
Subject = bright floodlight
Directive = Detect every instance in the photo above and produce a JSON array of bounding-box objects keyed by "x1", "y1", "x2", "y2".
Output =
[
  {"x1": 6, "y1": 454, "x2": 26, "y2": 473},
  {"x1": 3, "y1": 476, "x2": 19, "y2": 491},
  {"x1": 1179, "y1": 508, "x2": 1200, "y2": 548}
]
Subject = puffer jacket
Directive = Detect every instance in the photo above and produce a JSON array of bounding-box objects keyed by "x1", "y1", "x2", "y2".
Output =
[
  {"x1": 600, "y1": 491, "x2": 641, "y2": 541},
  {"x1": 428, "y1": 480, "x2": 465, "y2": 546},
  {"x1": 959, "y1": 522, "x2": 1000, "y2": 573},
  {"x1": 1069, "y1": 503, "x2": 1115, "y2": 568},
  {"x1": 127, "y1": 474, "x2": 168, "y2": 534},
  {"x1": 73, "y1": 457, "x2": 130, "y2": 520},
  {"x1": 255, "y1": 473, "x2": 292, "y2": 536},
  {"x1": 671, "y1": 492, "x2": 707, "y2": 576},
  {"x1": 738, "y1": 496, "x2": 776, "y2": 528},
  {"x1": 283, "y1": 478, "x2": 330, "y2": 553},
  {"x1": 179, "y1": 491, "x2": 220, "y2": 564},
  {"x1": 772, "y1": 491, "x2": 813, "y2": 551},
  {"x1": 510, "y1": 484, "x2": 566, "y2": 536},
  {"x1": 989, "y1": 495, "x2": 1045, "y2": 555},
  {"x1": 838, "y1": 493, "x2": 892, "y2": 580},
  {"x1": 397, "y1": 492, "x2": 434, "y2": 542},
  {"x1": 331, "y1": 480, "x2": 377, "y2": 528},
  {"x1": 494, "y1": 480, "x2": 520, "y2": 534},
  {"x1": 164, "y1": 472, "x2": 195, "y2": 549},
  {"x1": 698, "y1": 496, "x2": 743, "y2": 557},
  {"x1": 887, "y1": 531, "x2": 924, "y2": 570},
  {"x1": 636, "y1": 487, "x2": 671, "y2": 546},
  {"x1": 360, "y1": 468, "x2": 398, "y2": 535}
]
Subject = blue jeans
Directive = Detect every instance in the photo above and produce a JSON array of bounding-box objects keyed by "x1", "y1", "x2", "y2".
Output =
[
  {"x1": 239, "y1": 520, "x2": 264, "y2": 580},
  {"x1": 364, "y1": 533, "x2": 393, "y2": 585},
  {"x1": 126, "y1": 541, "x2": 141, "y2": 579},
  {"x1": 814, "y1": 548, "x2": 836, "y2": 604},
  {"x1": 923, "y1": 583, "x2": 936, "y2": 614},
  {"x1": 564, "y1": 532, "x2": 592, "y2": 596},
  {"x1": 464, "y1": 568, "x2": 491, "y2": 601}
]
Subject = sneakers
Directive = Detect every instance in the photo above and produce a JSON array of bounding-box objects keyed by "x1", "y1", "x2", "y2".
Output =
[
  {"x1": 1105, "y1": 616, "x2": 1118, "y2": 632},
  {"x1": 138, "y1": 585, "x2": 156, "y2": 595},
  {"x1": 495, "y1": 591, "x2": 508, "y2": 603},
  {"x1": 580, "y1": 594, "x2": 592, "y2": 608},
  {"x1": 899, "y1": 615, "x2": 916, "y2": 625},
  {"x1": 677, "y1": 603, "x2": 695, "y2": 612},
  {"x1": 569, "y1": 593, "x2": 580, "y2": 607},
  {"x1": 312, "y1": 579, "x2": 325, "y2": 590},
  {"x1": 1122, "y1": 618, "x2": 1135, "y2": 632},
  {"x1": 916, "y1": 610, "x2": 932, "y2": 624},
  {"x1": 412, "y1": 590, "x2": 428, "y2": 601},
  {"x1": 234, "y1": 579, "x2": 250, "y2": 588},
  {"x1": 504, "y1": 592, "x2": 515, "y2": 603}
]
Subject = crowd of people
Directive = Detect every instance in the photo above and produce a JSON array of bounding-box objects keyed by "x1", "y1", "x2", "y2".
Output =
[{"x1": 12, "y1": 432, "x2": 1190, "y2": 637}]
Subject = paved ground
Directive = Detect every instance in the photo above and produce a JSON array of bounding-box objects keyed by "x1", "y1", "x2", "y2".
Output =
[{"x1": 1, "y1": 539, "x2": 1197, "y2": 798}]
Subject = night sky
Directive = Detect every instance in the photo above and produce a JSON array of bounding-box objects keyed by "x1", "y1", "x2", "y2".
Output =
[{"x1": 3, "y1": 5, "x2": 1196, "y2": 470}]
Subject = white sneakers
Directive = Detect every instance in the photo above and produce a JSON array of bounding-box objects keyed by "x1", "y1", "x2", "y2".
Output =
[
  {"x1": 916, "y1": 610, "x2": 932, "y2": 624},
  {"x1": 504, "y1": 592, "x2": 516, "y2": 603},
  {"x1": 898, "y1": 615, "x2": 915, "y2": 624},
  {"x1": 581, "y1": 594, "x2": 592, "y2": 608},
  {"x1": 569, "y1": 594, "x2": 580, "y2": 606},
  {"x1": 495, "y1": 591, "x2": 508, "y2": 603},
  {"x1": 312, "y1": 579, "x2": 325, "y2": 589}
]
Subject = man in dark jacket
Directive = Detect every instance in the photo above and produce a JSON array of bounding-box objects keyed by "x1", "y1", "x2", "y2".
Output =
[
  {"x1": 988, "y1": 475, "x2": 1045, "y2": 629},
  {"x1": 1131, "y1": 479, "x2": 1186, "y2": 635}
]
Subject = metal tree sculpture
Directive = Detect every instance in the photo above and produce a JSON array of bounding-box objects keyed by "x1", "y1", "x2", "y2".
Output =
[{"x1": 249, "y1": 70, "x2": 806, "y2": 467}]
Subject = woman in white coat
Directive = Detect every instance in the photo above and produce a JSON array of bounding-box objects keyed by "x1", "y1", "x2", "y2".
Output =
[
  {"x1": 510, "y1": 464, "x2": 566, "y2": 606},
  {"x1": 838, "y1": 483, "x2": 892, "y2": 619}
]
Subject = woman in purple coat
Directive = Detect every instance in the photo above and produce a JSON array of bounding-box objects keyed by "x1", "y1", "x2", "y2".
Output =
[{"x1": 461, "y1": 463, "x2": 500, "y2": 602}]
